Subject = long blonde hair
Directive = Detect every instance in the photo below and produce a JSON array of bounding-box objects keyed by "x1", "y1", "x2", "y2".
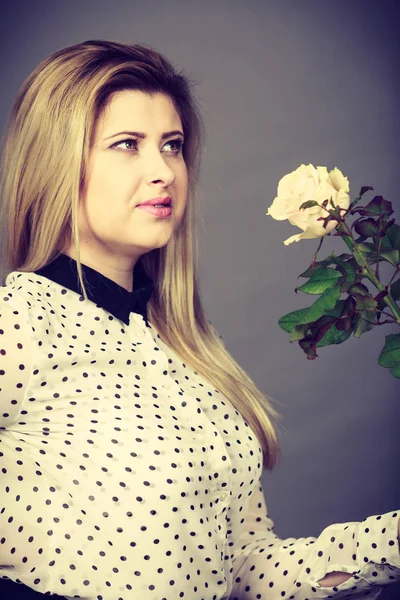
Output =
[{"x1": 0, "y1": 40, "x2": 282, "y2": 469}]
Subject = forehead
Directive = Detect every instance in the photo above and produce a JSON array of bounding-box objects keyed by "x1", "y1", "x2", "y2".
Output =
[{"x1": 95, "y1": 90, "x2": 182, "y2": 135}]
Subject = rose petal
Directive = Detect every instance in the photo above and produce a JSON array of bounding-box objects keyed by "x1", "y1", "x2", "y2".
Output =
[
  {"x1": 314, "y1": 180, "x2": 337, "y2": 204},
  {"x1": 283, "y1": 227, "x2": 322, "y2": 245},
  {"x1": 287, "y1": 210, "x2": 310, "y2": 230},
  {"x1": 284, "y1": 232, "x2": 304, "y2": 245},
  {"x1": 266, "y1": 196, "x2": 292, "y2": 220},
  {"x1": 335, "y1": 190, "x2": 351, "y2": 210},
  {"x1": 316, "y1": 166, "x2": 329, "y2": 182},
  {"x1": 328, "y1": 167, "x2": 350, "y2": 193},
  {"x1": 277, "y1": 172, "x2": 297, "y2": 197}
]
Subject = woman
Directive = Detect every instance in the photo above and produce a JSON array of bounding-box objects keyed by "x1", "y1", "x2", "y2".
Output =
[{"x1": 0, "y1": 40, "x2": 399, "y2": 600}]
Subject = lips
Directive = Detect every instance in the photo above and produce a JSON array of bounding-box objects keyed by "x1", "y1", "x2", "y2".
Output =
[{"x1": 137, "y1": 196, "x2": 172, "y2": 207}]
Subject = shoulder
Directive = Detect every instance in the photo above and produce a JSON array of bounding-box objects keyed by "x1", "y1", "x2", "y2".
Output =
[
  {"x1": 0, "y1": 272, "x2": 35, "y2": 330},
  {"x1": 2, "y1": 270, "x2": 52, "y2": 308},
  {"x1": 0, "y1": 273, "x2": 37, "y2": 427}
]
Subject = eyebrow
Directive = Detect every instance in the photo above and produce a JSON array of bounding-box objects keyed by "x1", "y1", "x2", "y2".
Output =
[{"x1": 103, "y1": 130, "x2": 184, "y2": 141}]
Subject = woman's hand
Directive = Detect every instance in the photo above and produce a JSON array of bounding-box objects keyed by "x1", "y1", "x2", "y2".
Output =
[{"x1": 317, "y1": 571, "x2": 352, "y2": 587}]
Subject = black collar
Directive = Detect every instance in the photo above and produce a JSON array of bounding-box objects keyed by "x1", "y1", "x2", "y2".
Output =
[{"x1": 35, "y1": 253, "x2": 154, "y2": 327}]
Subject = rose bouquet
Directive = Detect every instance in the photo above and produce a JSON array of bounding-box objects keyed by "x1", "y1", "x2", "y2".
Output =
[{"x1": 266, "y1": 164, "x2": 400, "y2": 378}]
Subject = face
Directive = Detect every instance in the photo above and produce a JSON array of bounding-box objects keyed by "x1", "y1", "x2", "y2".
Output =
[{"x1": 68, "y1": 90, "x2": 188, "y2": 273}]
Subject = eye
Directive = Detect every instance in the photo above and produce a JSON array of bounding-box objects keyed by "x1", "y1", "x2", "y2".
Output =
[
  {"x1": 112, "y1": 138, "x2": 138, "y2": 152},
  {"x1": 111, "y1": 137, "x2": 184, "y2": 154},
  {"x1": 163, "y1": 138, "x2": 184, "y2": 154}
]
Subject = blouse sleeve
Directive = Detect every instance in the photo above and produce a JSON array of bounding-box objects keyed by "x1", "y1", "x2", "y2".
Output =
[
  {"x1": 230, "y1": 480, "x2": 400, "y2": 599},
  {"x1": 0, "y1": 296, "x2": 33, "y2": 428}
]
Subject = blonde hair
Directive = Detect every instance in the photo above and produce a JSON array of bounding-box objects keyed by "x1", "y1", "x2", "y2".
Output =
[{"x1": 0, "y1": 40, "x2": 282, "y2": 469}]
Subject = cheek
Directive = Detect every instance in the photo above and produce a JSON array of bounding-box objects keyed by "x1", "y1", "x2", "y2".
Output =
[
  {"x1": 84, "y1": 161, "x2": 138, "y2": 212},
  {"x1": 79, "y1": 179, "x2": 135, "y2": 238}
]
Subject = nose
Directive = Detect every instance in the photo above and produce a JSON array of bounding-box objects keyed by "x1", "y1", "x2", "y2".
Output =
[{"x1": 145, "y1": 150, "x2": 176, "y2": 187}]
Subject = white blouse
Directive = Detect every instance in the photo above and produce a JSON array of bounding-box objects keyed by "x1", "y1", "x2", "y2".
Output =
[{"x1": 0, "y1": 253, "x2": 399, "y2": 600}]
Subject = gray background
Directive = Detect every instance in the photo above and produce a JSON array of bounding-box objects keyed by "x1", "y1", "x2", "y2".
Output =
[{"x1": 0, "y1": 1, "x2": 399, "y2": 598}]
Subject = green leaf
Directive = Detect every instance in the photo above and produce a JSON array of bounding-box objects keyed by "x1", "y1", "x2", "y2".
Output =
[
  {"x1": 353, "y1": 218, "x2": 379, "y2": 238},
  {"x1": 390, "y1": 364, "x2": 400, "y2": 378},
  {"x1": 348, "y1": 187, "x2": 373, "y2": 212},
  {"x1": 298, "y1": 315, "x2": 337, "y2": 359},
  {"x1": 358, "y1": 244, "x2": 399, "y2": 267},
  {"x1": 298, "y1": 258, "x2": 334, "y2": 278},
  {"x1": 333, "y1": 253, "x2": 353, "y2": 262},
  {"x1": 295, "y1": 267, "x2": 342, "y2": 295},
  {"x1": 354, "y1": 308, "x2": 376, "y2": 337},
  {"x1": 378, "y1": 333, "x2": 400, "y2": 378},
  {"x1": 311, "y1": 285, "x2": 342, "y2": 316},
  {"x1": 333, "y1": 256, "x2": 362, "y2": 293},
  {"x1": 326, "y1": 299, "x2": 347, "y2": 318},
  {"x1": 353, "y1": 195, "x2": 394, "y2": 217},
  {"x1": 298, "y1": 339, "x2": 318, "y2": 360},
  {"x1": 278, "y1": 285, "x2": 341, "y2": 333},
  {"x1": 373, "y1": 223, "x2": 400, "y2": 251},
  {"x1": 353, "y1": 294, "x2": 377, "y2": 311},
  {"x1": 316, "y1": 325, "x2": 352, "y2": 347},
  {"x1": 279, "y1": 308, "x2": 314, "y2": 333},
  {"x1": 298, "y1": 253, "x2": 352, "y2": 278},
  {"x1": 289, "y1": 324, "x2": 310, "y2": 342},
  {"x1": 299, "y1": 200, "x2": 319, "y2": 210},
  {"x1": 342, "y1": 295, "x2": 356, "y2": 315},
  {"x1": 348, "y1": 282, "x2": 370, "y2": 296},
  {"x1": 386, "y1": 223, "x2": 400, "y2": 250},
  {"x1": 330, "y1": 255, "x2": 357, "y2": 280},
  {"x1": 335, "y1": 316, "x2": 353, "y2": 331},
  {"x1": 360, "y1": 186, "x2": 374, "y2": 197},
  {"x1": 368, "y1": 223, "x2": 400, "y2": 266},
  {"x1": 379, "y1": 249, "x2": 400, "y2": 267}
]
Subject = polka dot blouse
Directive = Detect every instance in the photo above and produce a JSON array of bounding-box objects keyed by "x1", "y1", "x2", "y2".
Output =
[{"x1": 1, "y1": 253, "x2": 399, "y2": 599}]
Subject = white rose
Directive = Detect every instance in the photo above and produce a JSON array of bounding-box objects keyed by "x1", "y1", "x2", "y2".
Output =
[{"x1": 266, "y1": 164, "x2": 351, "y2": 245}]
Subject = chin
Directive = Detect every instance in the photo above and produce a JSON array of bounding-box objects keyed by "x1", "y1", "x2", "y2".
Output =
[{"x1": 141, "y1": 237, "x2": 172, "y2": 253}]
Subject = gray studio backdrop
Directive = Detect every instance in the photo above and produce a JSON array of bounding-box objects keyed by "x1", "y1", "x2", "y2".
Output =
[{"x1": 0, "y1": 1, "x2": 399, "y2": 598}]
